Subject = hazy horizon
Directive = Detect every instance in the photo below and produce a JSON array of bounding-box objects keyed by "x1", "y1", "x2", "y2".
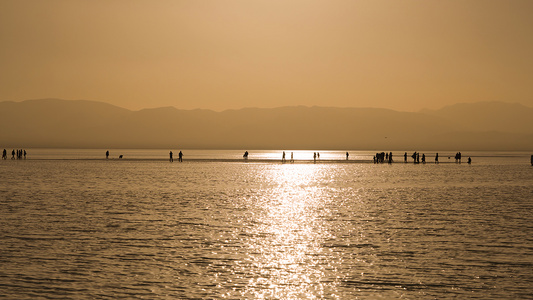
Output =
[
  {"x1": 1, "y1": 1, "x2": 533, "y2": 112},
  {"x1": 3, "y1": 97, "x2": 533, "y2": 113}
]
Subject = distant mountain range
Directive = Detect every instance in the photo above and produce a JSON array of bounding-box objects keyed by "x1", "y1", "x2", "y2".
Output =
[{"x1": 1, "y1": 99, "x2": 532, "y2": 150}]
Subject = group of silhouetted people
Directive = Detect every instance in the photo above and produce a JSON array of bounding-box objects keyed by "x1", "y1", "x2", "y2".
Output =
[
  {"x1": 2, "y1": 149, "x2": 26, "y2": 160},
  {"x1": 169, "y1": 150, "x2": 183, "y2": 162},
  {"x1": 372, "y1": 151, "x2": 472, "y2": 165}
]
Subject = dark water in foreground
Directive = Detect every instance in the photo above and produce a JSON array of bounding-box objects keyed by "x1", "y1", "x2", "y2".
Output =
[{"x1": 1, "y1": 150, "x2": 532, "y2": 299}]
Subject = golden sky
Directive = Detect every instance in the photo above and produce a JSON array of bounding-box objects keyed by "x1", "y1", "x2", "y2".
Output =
[{"x1": 1, "y1": 0, "x2": 532, "y2": 111}]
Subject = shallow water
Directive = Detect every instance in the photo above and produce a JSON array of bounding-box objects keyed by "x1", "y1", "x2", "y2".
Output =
[{"x1": 1, "y1": 150, "x2": 532, "y2": 299}]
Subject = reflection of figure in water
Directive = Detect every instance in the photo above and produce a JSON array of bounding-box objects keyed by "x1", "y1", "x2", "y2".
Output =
[
  {"x1": 346, "y1": 152, "x2": 349, "y2": 160},
  {"x1": 2, "y1": 149, "x2": 6, "y2": 160},
  {"x1": 404, "y1": 152, "x2": 407, "y2": 163},
  {"x1": 314, "y1": 152, "x2": 317, "y2": 163},
  {"x1": 243, "y1": 151, "x2": 249, "y2": 160},
  {"x1": 467, "y1": 157, "x2": 471, "y2": 164},
  {"x1": 282, "y1": 151, "x2": 286, "y2": 163},
  {"x1": 435, "y1": 153, "x2": 439, "y2": 164},
  {"x1": 422, "y1": 153, "x2": 426, "y2": 164},
  {"x1": 169, "y1": 151, "x2": 173, "y2": 162},
  {"x1": 178, "y1": 151, "x2": 183, "y2": 162},
  {"x1": 291, "y1": 152, "x2": 294, "y2": 163},
  {"x1": 106, "y1": 150, "x2": 109, "y2": 159}
]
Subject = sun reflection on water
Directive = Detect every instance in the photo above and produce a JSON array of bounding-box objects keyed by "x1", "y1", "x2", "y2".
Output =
[{"x1": 241, "y1": 164, "x2": 339, "y2": 299}]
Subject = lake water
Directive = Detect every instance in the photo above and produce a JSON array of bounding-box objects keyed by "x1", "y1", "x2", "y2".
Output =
[{"x1": 1, "y1": 150, "x2": 532, "y2": 299}]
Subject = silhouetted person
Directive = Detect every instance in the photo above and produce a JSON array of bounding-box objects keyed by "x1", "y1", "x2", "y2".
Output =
[
  {"x1": 422, "y1": 153, "x2": 426, "y2": 164},
  {"x1": 416, "y1": 152, "x2": 420, "y2": 163},
  {"x1": 531, "y1": 155, "x2": 533, "y2": 166},
  {"x1": 282, "y1": 151, "x2": 286, "y2": 163},
  {"x1": 106, "y1": 150, "x2": 109, "y2": 159},
  {"x1": 435, "y1": 153, "x2": 439, "y2": 164},
  {"x1": 467, "y1": 157, "x2": 471, "y2": 164},
  {"x1": 243, "y1": 151, "x2": 249, "y2": 160},
  {"x1": 314, "y1": 152, "x2": 317, "y2": 163},
  {"x1": 169, "y1": 151, "x2": 173, "y2": 162},
  {"x1": 411, "y1": 152, "x2": 417, "y2": 163},
  {"x1": 11, "y1": 149, "x2": 15, "y2": 159},
  {"x1": 385, "y1": 152, "x2": 389, "y2": 160},
  {"x1": 404, "y1": 152, "x2": 407, "y2": 163},
  {"x1": 23, "y1": 150, "x2": 26, "y2": 159},
  {"x1": 2, "y1": 149, "x2": 6, "y2": 160},
  {"x1": 291, "y1": 152, "x2": 294, "y2": 163},
  {"x1": 346, "y1": 152, "x2": 349, "y2": 160},
  {"x1": 178, "y1": 151, "x2": 183, "y2": 162},
  {"x1": 388, "y1": 152, "x2": 393, "y2": 164},
  {"x1": 317, "y1": 152, "x2": 320, "y2": 159},
  {"x1": 119, "y1": 155, "x2": 123, "y2": 159}
]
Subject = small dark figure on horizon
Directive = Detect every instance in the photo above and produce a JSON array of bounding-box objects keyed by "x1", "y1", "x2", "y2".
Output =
[
  {"x1": 178, "y1": 151, "x2": 183, "y2": 162},
  {"x1": 291, "y1": 152, "x2": 294, "y2": 163},
  {"x1": 23, "y1": 150, "x2": 26, "y2": 159},
  {"x1": 388, "y1": 152, "x2": 393, "y2": 164},
  {"x1": 11, "y1": 149, "x2": 15, "y2": 159},
  {"x1": 170, "y1": 151, "x2": 173, "y2": 162},
  {"x1": 385, "y1": 152, "x2": 389, "y2": 161},
  {"x1": 404, "y1": 152, "x2": 407, "y2": 163},
  {"x1": 416, "y1": 152, "x2": 420, "y2": 164},
  {"x1": 317, "y1": 152, "x2": 320, "y2": 159},
  {"x1": 119, "y1": 155, "x2": 123, "y2": 159},
  {"x1": 282, "y1": 151, "x2": 286, "y2": 163},
  {"x1": 314, "y1": 152, "x2": 317, "y2": 163},
  {"x1": 422, "y1": 153, "x2": 426, "y2": 164},
  {"x1": 455, "y1": 152, "x2": 462, "y2": 163},
  {"x1": 106, "y1": 150, "x2": 109, "y2": 159},
  {"x1": 2, "y1": 149, "x2": 7, "y2": 160},
  {"x1": 411, "y1": 152, "x2": 417, "y2": 163},
  {"x1": 468, "y1": 157, "x2": 471, "y2": 164},
  {"x1": 243, "y1": 151, "x2": 249, "y2": 160},
  {"x1": 531, "y1": 155, "x2": 533, "y2": 166},
  {"x1": 435, "y1": 153, "x2": 439, "y2": 164},
  {"x1": 346, "y1": 152, "x2": 349, "y2": 160}
]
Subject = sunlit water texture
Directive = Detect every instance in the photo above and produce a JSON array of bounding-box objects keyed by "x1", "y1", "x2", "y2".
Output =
[{"x1": 1, "y1": 150, "x2": 532, "y2": 299}]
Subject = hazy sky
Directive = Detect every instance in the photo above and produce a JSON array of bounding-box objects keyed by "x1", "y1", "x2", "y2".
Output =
[{"x1": 1, "y1": 0, "x2": 532, "y2": 111}]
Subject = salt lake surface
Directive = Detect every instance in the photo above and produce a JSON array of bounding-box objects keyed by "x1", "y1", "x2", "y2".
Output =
[{"x1": 1, "y1": 150, "x2": 532, "y2": 299}]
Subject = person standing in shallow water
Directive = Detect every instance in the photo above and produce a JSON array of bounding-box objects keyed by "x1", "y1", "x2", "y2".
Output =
[
  {"x1": 346, "y1": 152, "x2": 349, "y2": 160},
  {"x1": 2, "y1": 149, "x2": 6, "y2": 160},
  {"x1": 435, "y1": 153, "x2": 439, "y2": 164},
  {"x1": 178, "y1": 151, "x2": 183, "y2": 162},
  {"x1": 282, "y1": 151, "x2": 286, "y2": 163},
  {"x1": 106, "y1": 150, "x2": 109, "y2": 159},
  {"x1": 169, "y1": 151, "x2": 173, "y2": 162}
]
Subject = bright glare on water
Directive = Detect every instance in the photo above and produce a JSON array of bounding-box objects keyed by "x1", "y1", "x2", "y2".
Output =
[{"x1": 0, "y1": 150, "x2": 532, "y2": 299}]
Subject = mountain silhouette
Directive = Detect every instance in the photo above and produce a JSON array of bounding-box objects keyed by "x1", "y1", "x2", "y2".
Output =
[{"x1": 1, "y1": 98, "x2": 532, "y2": 150}]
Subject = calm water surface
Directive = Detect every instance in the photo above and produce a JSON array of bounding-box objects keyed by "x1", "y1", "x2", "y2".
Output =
[{"x1": 0, "y1": 150, "x2": 532, "y2": 299}]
